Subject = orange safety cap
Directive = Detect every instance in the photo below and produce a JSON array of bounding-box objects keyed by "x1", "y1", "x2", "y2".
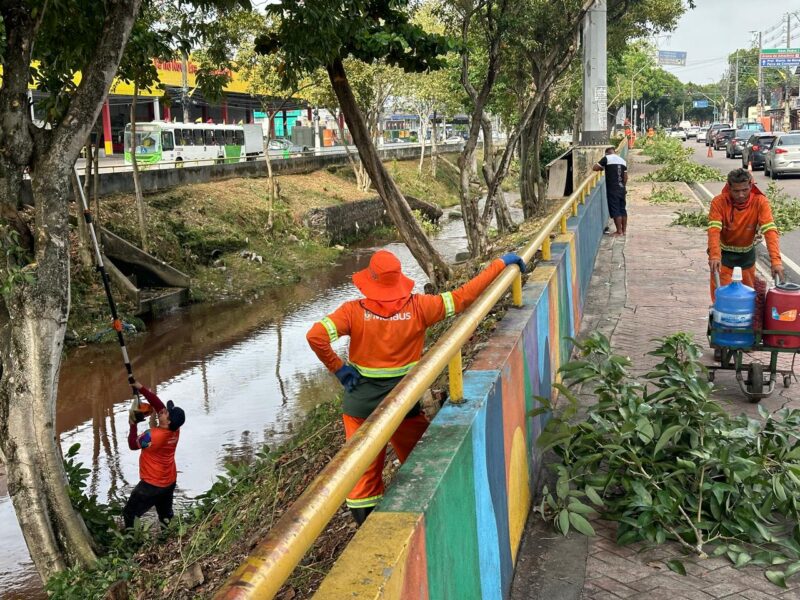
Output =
[{"x1": 352, "y1": 250, "x2": 415, "y2": 301}]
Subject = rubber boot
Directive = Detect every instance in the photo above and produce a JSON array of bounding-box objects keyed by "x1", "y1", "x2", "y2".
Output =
[{"x1": 350, "y1": 506, "x2": 374, "y2": 526}]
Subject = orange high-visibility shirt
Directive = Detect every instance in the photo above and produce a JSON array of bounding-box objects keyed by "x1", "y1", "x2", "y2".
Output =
[
  {"x1": 707, "y1": 185, "x2": 781, "y2": 266},
  {"x1": 307, "y1": 259, "x2": 506, "y2": 377}
]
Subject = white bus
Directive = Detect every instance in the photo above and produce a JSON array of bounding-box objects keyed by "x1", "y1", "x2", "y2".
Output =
[{"x1": 123, "y1": 122, "x2": 265, "y2": 167}]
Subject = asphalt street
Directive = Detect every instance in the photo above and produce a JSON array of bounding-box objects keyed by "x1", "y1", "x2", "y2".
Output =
[{"x1": 683, "y1": 138, "x2": 800, "y2": 282}]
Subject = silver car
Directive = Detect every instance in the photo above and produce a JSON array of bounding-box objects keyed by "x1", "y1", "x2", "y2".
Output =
[{"x1": 765, "y1": 133, "x2": 800, "y2": 180}]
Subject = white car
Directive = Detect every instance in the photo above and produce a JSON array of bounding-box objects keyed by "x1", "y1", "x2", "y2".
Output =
[
  {"x1": 668, "y1": 127, "x2": 687, "y2": 141},
  {"x1": 696, "y1": 128, "x2": 708, "y2": 143},
  {"x1": 686, "y1": 126, "x2": 700, "y2": 139}
]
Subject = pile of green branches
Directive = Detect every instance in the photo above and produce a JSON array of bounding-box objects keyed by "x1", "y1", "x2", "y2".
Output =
[
  {"x1": 647, "y1": 184, "x2": 690, "y2": 205},
  {"x1": 536, "y1": 333, "x2": 800, "y2": 588}
]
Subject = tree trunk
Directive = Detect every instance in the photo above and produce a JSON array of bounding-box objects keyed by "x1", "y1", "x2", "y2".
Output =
[
  {"x1": 0, "y1": 0, "x2": 141, "y2": 583},
  {"x1": 336, "y1": 109, "x2": 370, "y2": 192},
  {"x1": 0, "y1": 167, "x2": 99, "y2": 581},
  {"x1": 327, "y1": 58, "x2": 450, "y2": 286},
  {"x1": 417, "y1": 119, "x2": 427, "y2": 176},
  {"x1": 431, "y1": 116, "x2": 438, "y2": 177},
  {"x1": 519, "y1": 119, "x2": 535, "y2": 219},
  {"x1": 73, "y1": 139, "x2": 94, "y2": 267},
  {"x1": 479, "y1": 115, "x2": 514, "y2": 233},
  {"x1": 130, "y1": 85, "x2": 149, "y2": 252},
  {"x1": 520, "y1": 94, "x2": 550, "y2": 218},
  {"x1": 92, "y1": 140, "x2": 100, "y2": 223},
  {"x1": 264, "y1": 110, "x2": 276, "y2": 231}
]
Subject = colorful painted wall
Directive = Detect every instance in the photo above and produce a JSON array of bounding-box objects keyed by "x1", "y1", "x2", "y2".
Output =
[{"x1": 314, "y1": 173, "x2": 610, "y2": 600}]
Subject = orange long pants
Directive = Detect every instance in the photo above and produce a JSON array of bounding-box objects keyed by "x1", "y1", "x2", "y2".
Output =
[
  {"x1": 342, "y1": 413, "x2": 429, "y2": 509},
  {"x1": 710, "y1": 264, "x2": 756, "y2": 302}
]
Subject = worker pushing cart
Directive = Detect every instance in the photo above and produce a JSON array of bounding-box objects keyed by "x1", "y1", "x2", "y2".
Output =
[{"x1": 707, "y1": 168, "x2": 784, "y2": 302}]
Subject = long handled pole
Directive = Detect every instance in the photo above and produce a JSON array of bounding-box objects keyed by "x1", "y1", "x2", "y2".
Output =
[{"x1": 73, "y1": 165, "x2": 139, "y2": 404}]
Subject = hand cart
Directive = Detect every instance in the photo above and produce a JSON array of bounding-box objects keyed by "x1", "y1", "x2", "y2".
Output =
[{"x1": 707, "y1": 272, "x2": 799, "y2": 402}]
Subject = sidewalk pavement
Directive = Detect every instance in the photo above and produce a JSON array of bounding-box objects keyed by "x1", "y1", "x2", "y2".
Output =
[{"x1": 510, "y1": 150, "x2": 800, "y2": 600}]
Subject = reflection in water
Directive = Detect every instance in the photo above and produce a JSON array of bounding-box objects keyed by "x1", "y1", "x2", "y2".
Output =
[{"x1": 1, "y1": 198, "x2": 522, "y2": 598}]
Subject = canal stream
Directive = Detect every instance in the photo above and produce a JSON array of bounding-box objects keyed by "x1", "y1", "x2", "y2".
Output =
[{"x1": 0, "y1": 197, "x2": 521, "y2": 598}]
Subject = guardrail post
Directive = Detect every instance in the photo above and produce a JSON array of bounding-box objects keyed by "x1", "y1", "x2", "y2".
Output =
[
  {"x1": 512, "y1": 271, "x2": 523, "y2": 307},
  {"x1": 572, "y1": 199, "x2": 579, "y2": 217},
  {"x1": 560, "y1": 212, "x2": 568, "y2": 234},
  {"x1": 448, "y1": 351, "x2": 464, "y2": 404},
  {"x1": 542, "y1": 236, "x2": 551, "y2": 260}
]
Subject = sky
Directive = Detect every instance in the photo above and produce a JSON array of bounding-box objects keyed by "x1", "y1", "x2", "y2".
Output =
[{"x1": 659, "y1": 0, "x2": 800, "y2": 84}]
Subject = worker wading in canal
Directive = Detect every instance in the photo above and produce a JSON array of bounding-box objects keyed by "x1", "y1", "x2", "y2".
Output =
[
  {"x1": 307, "y1": 249, "x2": 525, "y2": 525},
  {"x1": 707, "y1": 168, "x2": 784, "y2": 302}
]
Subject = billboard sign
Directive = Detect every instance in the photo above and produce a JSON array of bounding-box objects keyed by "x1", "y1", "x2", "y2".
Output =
[
  {"x1": 692, "y1": 100, "x2": 709, "y2": 109},
  {"x1": 658, "y1": 50, "x2": 687, "y2": 66},
  {"x1": 760, "y1": 48, "x2": 800, "y2": 68}
]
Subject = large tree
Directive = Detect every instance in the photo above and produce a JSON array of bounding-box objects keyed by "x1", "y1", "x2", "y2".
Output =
[
  {"x1": 0, "y1": 0, "x2": 248, "y2": 583},
  {"x1": 259, "y1": 0, "x2": 455, "y2": 286}
]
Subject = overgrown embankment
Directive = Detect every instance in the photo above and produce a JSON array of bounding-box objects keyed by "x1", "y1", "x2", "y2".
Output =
[{"x1": 68, "y1": 153, "x2": 463, "y2": 342}]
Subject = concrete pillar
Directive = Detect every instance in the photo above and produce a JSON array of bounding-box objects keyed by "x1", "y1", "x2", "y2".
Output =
[
  {"x1": 581, "y1": 0, "x2": 608, "y2": 146},
  {"x1": 221, "y1": 100, "x2": 229, "y2": 124},
  {"x1": 153, "y1": 97, "x2": 161, "y2": 121},
  {"x1": 102, "y1": 98, "x2": 113, "y2": 156},
  {"x1": 572, "y1": 147, "x2": 605, "y2": 191}
]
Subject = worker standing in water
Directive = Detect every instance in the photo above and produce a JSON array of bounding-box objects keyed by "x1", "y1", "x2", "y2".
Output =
[
  {"x1": 306, "y1": 249, "x2": 525, "y2": 525},
  {"x1": 708, "y1": 168, "x2": 784, "y2": 302}
]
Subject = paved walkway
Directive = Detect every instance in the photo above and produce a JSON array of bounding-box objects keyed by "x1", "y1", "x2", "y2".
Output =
[{"x1": 511, "y1": 151, "x2": 800, "y2": 600}]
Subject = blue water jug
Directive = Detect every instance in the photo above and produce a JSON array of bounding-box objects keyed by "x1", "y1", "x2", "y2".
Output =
[{"x1": 711, "y1": 267, "x2": 756, "y2": 348}]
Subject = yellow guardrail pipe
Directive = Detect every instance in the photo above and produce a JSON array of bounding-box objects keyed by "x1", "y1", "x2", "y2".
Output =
[{"x1": 214, "y1": 158, "x2": 605, "y2": 600}]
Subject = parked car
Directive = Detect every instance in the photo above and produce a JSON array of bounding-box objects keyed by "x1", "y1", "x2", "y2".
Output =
[
  {"x1": 686, "y1": 126, "x2": 700, "y2": 139},
  {"x1": 740, "y1": 133, "x2": 775, "y2": 170},
  {"x1": 738, "y1": 122, "x2": 766, "y2": 132},
  {"x1": 267, "y1": 138, "x2": 308, "y2": 156},
  {"x1": 667, "y1": 127, "x2": 687, "y2": 141},
  {"x1": 706, "y1": 123, "x2": 731, "y2": 147},
  {"x1": 765, "y1": 132, "x2": 800, "y2": 179},
  {"x1": 725, "y1": 129, "x2": 752, "y2": 159},
  {"x1": 696, "y1": 127, "x2": 709, "y2": 143},
  {"x1": 713, "y1": 128, "x2": 735, "y2": 150}
]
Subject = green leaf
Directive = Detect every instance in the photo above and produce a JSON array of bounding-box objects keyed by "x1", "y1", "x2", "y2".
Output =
[
  {"x1": 631, "y1": 481, "x2": 653, "y2": 506},
  {"x1": 567, "y1": 499, "x2": 595, "y2": 515},
  {"x1": 785, "y1": 561, "x2": 800, "y2": 578},
  {"x1": 636, "y1": 416, "x2": 655, "y2": 442},
  {"x1": 568, "y1": 511, "x2": 596, "y2": 536},
  {"x1": 666, "y1": 559, "x2": 687, "y2": 576},
  {"x1": 558, "y1": 509, "x2": 570, "y2": 535},
  {"x1": 654, "y1": 425, "x2": 683, "y2": 455},
  {"x1": 735, "y1": 552, "x2": 752, "y2": 568},
  {"x1": 585, "y1": 486, "x2": 605, "y2": 507},
  {"x1": 528, "y1": 407, "x2": 550, "y2": 418},
  {"x1": 766, "y1": 570, "x2": 787, "y2": 588},
  {"x1": 556, "y1": 475, "x2": 569, "y2": 500},
  {"x1": 712, "y1": 545, "x2": 729, "y2": 557}
]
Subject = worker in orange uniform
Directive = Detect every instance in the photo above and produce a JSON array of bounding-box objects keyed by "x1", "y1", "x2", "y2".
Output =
[
  {"x1": 624, "y1": 125, "x2": 633, "y2": 149},
  {"x1": 708, "y1": 168, "x2": 784, "y2": 302},
  {"x1": 306, "y1": 249, "x2": 525, "y2": 525}
]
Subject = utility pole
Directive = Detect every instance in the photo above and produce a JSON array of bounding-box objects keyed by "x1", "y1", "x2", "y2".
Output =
[
  {"x1": 581, "y1": 0, "x2": 608, "y2": 145},
  {"x1": 181, "y1": 51, "x2": 189, "y2": 124},
  {"x1": 733, "y1": 51, "x2": 739, "y2": 126},
  {"x1": 784, "y1": 13, "x2": 792, "y2": 132},
  {"x1": 758, "y1": 31, "x2": 764, "y2": 118}
]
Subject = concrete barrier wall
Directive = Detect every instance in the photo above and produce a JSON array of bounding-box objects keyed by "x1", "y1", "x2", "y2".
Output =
[{"x1": 313, "y1": 177, "x2": 609, "y2": 599}]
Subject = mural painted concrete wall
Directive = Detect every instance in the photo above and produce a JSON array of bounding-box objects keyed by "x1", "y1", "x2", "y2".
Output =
[{"x1": 314, "y1": 173, "x2": 610, "y2": 600}]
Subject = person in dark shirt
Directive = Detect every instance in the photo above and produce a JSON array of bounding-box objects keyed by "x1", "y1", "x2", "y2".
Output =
[{"x1": 593, "y1": 146, "x2": 628, "y2": 236}]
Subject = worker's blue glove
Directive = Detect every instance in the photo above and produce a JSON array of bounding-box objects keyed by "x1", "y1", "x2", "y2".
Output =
[
  {"x1": 501, "y1": 252, "x2": 526, "y2": 273},
  {"x1": 335, "y1": 364, "x2": 360, "y2": 392}
]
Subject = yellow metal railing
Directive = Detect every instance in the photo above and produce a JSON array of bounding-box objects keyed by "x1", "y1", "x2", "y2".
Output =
[{"x1": 214, "y1": 167, "x2": 605, "y2": 600}]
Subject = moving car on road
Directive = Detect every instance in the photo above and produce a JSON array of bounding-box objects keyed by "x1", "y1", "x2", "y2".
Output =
[
  {"x1": 765, "y1": 133, "x2": 800, "y2": 180},
  {"x1": 686, "y1": 126, "x2": 700, "y2": 139},
  {"x1": 713, "y1": 127, "x2": 735, "y2": 151},
  {"x1": 667, "y1": 127, "x2": 687, "y2": 141},
  {"x1": 697, "y1": 127, "x2": 709, "y2": 143},
  {"x1": 706, "y1": 123, "x2": 731, "y2": 147},
  {"x1": 725, "y1": 129, "x2": 751, "y2": 159},
  {"x1": 740, "y1": 133, "x2": 775, "y2": 170},
  {"x1": 267, "y1": 138, "x2": 309, "y2": 156}
]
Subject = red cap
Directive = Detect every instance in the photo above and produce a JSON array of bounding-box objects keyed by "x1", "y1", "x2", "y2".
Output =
[{"x1": 352, "y1": 250, "x2": 415, "y2": 301}]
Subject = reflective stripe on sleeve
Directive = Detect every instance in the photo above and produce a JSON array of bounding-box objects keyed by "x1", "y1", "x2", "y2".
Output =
[
  {"x1": 707, "y1": 220, "x2": 722, "y2": 231},
  {"x1": 761, "y1": 222, "x2": 778, "y2": 234},
  {"x1": 320, "y1": 317, "x2": 338, "y2": 342},
  {"x1": 441, "y1": 291, "x2": 456, "y2": 318},
  {"x1": 351, "y1": 362, "x2": 418, "y2": 378},
  {"x1": 346, "y1": 495, "x2": 383, "y2": 509}
]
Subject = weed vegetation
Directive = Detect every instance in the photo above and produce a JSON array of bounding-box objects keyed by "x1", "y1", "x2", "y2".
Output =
[{"x1": 647, "y1": 184, "x2": 690, "y2": 205}]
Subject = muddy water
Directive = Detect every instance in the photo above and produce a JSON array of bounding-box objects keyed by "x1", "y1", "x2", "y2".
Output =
[{"x1": 0, "y1": 200, "x2": 518, "y2": 598}]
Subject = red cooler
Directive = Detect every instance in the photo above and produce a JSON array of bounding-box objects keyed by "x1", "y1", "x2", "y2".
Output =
[{"x1": 763, "y1": 282, "x2": 800, "y2": 348}]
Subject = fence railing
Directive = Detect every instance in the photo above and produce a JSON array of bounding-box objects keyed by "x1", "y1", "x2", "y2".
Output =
[{"x1": 212, "y1": 159, "x2": 605, "y2": 599}]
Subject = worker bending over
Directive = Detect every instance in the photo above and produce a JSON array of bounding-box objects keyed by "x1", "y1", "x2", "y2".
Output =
[
  {"x1": 123, "y1": 380, "x2": 186, "y2": 528},
  {"x1": 307, "y1": 249, "x2": 525, "y2": 525},
  {"x1": 707, "y1": 168, "x2": 783, "y2": 301}
]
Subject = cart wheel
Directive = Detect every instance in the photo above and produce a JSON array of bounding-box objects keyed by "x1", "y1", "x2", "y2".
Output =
[
  {"x1": 784, "y1": 375, "x2": 792, "y2": 388},
  {"x1": 748, "y1": 363, "x2": 764, "y2": 400},
  {"x1": 708, "y1": 370, "x2": 715, "y2": 382}
]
